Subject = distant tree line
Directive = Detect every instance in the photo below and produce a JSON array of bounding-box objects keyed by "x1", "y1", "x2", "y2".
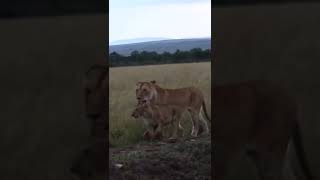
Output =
[{"x1": 109, "y1": 48, "x2": 211, "y2": 67}]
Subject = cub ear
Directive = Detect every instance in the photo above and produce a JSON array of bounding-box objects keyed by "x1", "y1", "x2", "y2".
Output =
[{"x1": 150, "y1": 80, "x2": 156, "y2": 84}]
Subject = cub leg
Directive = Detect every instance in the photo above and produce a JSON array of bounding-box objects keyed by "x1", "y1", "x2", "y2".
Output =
[
  {"x1": 153, "y1": 123, "x2": 163, "y2": 140},
  {"x1": 143, "y1": 130, "x2": 152, "y2": 141},
  {"x1": 143, "y1": 125, "x2": 157, "y2": 141}
]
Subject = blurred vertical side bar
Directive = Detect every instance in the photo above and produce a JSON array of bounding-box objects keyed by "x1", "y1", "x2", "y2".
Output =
[
  {"x1": 0, "y1": 0, "x2": 107, "y2": 179},
  {"x1": 212, "y1": 1, "x2": 320, "y2": 179}
]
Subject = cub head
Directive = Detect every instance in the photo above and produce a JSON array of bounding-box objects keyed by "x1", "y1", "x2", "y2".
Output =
[
  {"x1": 131, "y1": 102, "x2": 151, "y2": 119},
  {"x1": 135, "y1": 80, "x2": 157, "y2": 104},
  {"x1": 83, "y1": 65, "x2": 107, "y2": 120}
]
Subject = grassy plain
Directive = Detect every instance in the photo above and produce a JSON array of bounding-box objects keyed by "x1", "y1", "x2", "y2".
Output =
[{"x1": 109, "y1": 62, "x2": 211, "y2": 147}]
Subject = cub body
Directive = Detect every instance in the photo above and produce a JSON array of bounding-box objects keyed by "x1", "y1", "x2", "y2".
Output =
[{"x1": 132, "y1": 102, "x2": 184, "y2": 140}]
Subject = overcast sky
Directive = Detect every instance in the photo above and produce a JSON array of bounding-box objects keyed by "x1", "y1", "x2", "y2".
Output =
[{"x1": 109, "y1": 0, "x2": 211, "y2": 44}]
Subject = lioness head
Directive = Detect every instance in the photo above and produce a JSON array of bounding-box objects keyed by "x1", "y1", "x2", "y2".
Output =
[
  {"x1": 84, "y1": 65, "x2": 107, "y2": 120},
  {"x1": 136, "y1": 80, "x2": 157, "y2": 103}
]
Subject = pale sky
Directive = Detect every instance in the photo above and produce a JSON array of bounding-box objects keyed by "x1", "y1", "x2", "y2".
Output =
[{"x1": 109, "y1": 0, "x2": 211, "y2": 44}]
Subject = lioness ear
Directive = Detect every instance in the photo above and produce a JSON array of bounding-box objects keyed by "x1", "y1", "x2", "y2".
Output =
[{"x1": 150, "y1": 80, "x2": 156, "y2": 84}]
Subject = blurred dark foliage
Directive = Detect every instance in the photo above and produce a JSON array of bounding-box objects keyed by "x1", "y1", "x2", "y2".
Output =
[
  {"x1": 0, "y1": 0, "x2": 106, "y2": 18},
  {"x1": 109, "y1": 48, "x2": 211, "y2": 67}
]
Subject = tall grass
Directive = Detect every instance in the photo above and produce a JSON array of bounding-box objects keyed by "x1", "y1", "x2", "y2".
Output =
[{"x1": 109, "y1": 62, "x2": 211, "y2": 147}]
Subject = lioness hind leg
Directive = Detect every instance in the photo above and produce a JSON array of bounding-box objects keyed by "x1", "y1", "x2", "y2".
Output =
[
  {"x1": 188, "y1": 109, "x2": 196, "y2": 136},
  {"x1": 199, "y1": 107, "x2": 210, "y2": 135},
  {"x1": 190, "y1": 110, "x2": 201, "y2": 137},
  {"x1": 178, "y1": 122, "x2": 184, "y2": 138},
  {"x1": 170, "y1": 114, "x2": 184, "y2": 140}
]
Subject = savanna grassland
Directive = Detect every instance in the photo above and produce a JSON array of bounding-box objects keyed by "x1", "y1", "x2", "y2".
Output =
[{"x1": 109, "y1": 62, "x2": 211, "y2": 147}]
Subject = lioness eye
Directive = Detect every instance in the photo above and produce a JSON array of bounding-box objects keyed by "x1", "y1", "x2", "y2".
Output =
[{"x1": 143, "y1": 89, "x2": 146, "y2": 91}]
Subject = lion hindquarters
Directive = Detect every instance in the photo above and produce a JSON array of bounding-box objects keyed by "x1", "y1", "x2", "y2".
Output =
[
  {"x1": 188, "y1": 88, "x2": 211, "y2": 137},
  {"x1": 189, "y1": 103, "x2": 210, "y2": 137}
]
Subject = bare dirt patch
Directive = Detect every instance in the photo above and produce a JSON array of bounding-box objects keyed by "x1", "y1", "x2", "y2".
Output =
[{"x1": 109, "y1": 136, "x2": 211, "y2": 180}]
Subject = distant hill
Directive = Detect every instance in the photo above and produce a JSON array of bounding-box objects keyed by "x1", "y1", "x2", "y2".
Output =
[
  {"x1": 110, "y1": 37, "x2": 171, "y2": 45},
  {"x1": 109, "y1": 38, "x2": 211, "y2": 56}
]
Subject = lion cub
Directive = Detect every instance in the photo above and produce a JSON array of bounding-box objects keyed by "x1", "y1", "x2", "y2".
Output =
[{"x1": 131, "y1": 102, "x2": 185, "y2": 141}]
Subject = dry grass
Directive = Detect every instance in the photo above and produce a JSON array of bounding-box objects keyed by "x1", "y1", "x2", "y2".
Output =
[{"x1": 109, "y1": 62, "x2": 211, "y2": 147}]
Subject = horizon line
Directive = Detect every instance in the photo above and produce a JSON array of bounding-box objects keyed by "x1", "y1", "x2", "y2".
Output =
[{"x1": 109, "y1": 36, "x2": 212, "y2": 45}]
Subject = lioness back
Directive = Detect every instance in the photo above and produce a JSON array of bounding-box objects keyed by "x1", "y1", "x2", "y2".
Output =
[{"x1": 158, "y1": 87, "x2": 204, "y2": 107}]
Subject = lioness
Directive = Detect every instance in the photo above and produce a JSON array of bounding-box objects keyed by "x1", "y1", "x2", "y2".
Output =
[
  {"x1": 131, "y1": 101, "x2": 185, "y2": 141},
  {"x1": 213, "y1": 80, "x2": 314, "y2": 180},
  {"x1": 136, "y1": 80, "x2": 210, "y2": 137}
]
